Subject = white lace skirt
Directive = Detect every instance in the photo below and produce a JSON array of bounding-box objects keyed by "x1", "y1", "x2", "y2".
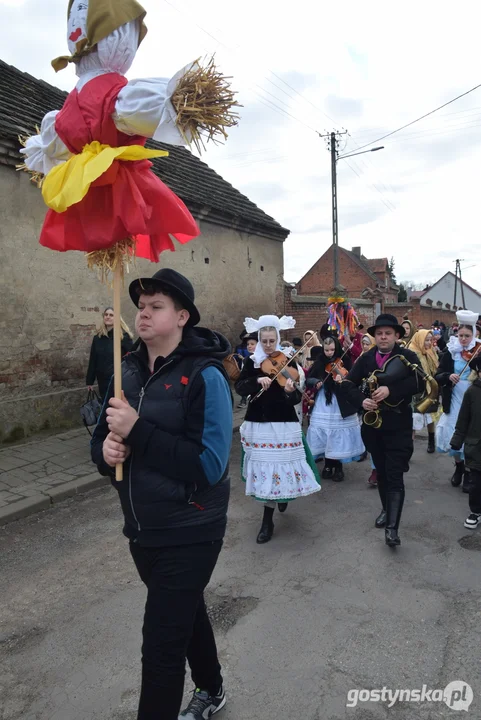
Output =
[
  {"x1": 240, "y1": 421, "x2": 320, "y2": 502},
  {"x1": 306, "y1": 390, "x2": 365, "y2": 462}
]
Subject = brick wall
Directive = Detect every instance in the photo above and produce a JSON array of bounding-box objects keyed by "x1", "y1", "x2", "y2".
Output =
[
  {"x1": 282, "y1": 285, "x2": 378, "y2": 340},
  {"x1": 389, "y1": 301, "x2": 456, "y2": 328},
  {"x1": 298, "y1": 246, "x2": 376, "y2": 295}
]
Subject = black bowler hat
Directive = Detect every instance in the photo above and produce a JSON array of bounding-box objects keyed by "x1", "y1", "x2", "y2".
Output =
[
  {"x1": 367, "y1": 313, "x2": 405, "y2": 338},
  {"x1": 129, "y1": 269, "x2": 201, "y2": 327}
]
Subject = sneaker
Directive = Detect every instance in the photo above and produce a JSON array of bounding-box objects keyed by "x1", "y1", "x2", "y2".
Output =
[
  {"x1": 179, "y1": 686, "x2": 226, "y2": 719},
  {"x1": 464, "y1": 513, "x2": 481, "y2": 530}
]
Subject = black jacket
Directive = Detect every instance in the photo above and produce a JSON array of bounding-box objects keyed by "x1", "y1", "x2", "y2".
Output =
[
  {"x1": 451, "y1": 379, "x2": 481, "y2": 471},
  {"x1": 86, "y1": 330, "x2": 134, "y2": 397},
  {"x1": 308, "y1": 347, "x2": 357, "y2": 419},
  {"x1": 435, "y1": 349, "x2": 456, "y2": 414},
  {"x1": 91, "y1": 327, "x2": 233, "y2": 547},
  {"x1": 340, "y1": 344, "x2": 422, "y2": 430},
  {"x1": 235, "y1": 356, "x2": 301, "y2": 423}
]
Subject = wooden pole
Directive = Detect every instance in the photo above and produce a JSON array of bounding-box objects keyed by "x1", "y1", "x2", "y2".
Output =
[{"x1": 113, "y1": 263, "x2": 123, "y2": 482}]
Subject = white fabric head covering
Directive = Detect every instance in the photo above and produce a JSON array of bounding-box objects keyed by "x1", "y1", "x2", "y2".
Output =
[
  {"x1": 75, "y1": 19, "x2": 140, "y2": 89},
  {"x1": 243, "y1": 314, "x2": 296, "y2": 367},
  {"x1": 447, "y1": 309, "x2": 479, "y2": 356}
]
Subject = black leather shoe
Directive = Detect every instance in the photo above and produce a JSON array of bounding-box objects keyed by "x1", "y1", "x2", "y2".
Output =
[
  {"x1": 277, "y1": 503, "x2": 288, "y2": 513},
  {"x1": 256, "y1": 520, "x2": 274, "y2": 544},
  {"x1": 385, "y1": 528, "x2": 401, "y2": 547},
  {"x1": 321, "y1": 467, "x2": 333, "y2": 479},
  {"x1": 375, "y1": 510, "x2": 387, "y2": 528}
]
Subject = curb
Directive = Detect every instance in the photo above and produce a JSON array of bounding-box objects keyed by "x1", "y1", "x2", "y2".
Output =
[
  {"x1": 0, "y1": 422, "x2": 244, "y2": 528},
  {"x1": 0, "y1": 473, "x2": 110, "y2": 527}
]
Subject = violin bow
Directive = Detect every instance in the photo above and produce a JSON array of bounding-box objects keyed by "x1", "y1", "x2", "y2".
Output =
[
  {"x1": 249, "y1": 332, "x2": 318, "y2": 403},
  {"x1": 458, "y1": 340, "x2": 481, "y2": 377},
  {"x1": 316, "y1": 343, "x2": 351, "y2": 389}
]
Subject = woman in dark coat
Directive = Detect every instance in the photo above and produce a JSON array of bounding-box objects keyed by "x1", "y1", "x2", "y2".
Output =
[
  {"x1": 451, "y1": 354, "x2": 481, "y2": 529},
  {"x1": 86, "y1": 307, "x2": 134, "y2": 399}
]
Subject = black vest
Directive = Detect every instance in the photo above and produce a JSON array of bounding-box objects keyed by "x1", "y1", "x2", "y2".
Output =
[{"x1": 115, "y1": 351, "x2": 231, "y2": 547}]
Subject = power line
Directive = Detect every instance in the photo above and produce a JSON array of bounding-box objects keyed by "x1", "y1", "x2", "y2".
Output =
[
  {"x1": 161, "y1": 0, "x2": 321, "y2": 136},
  {"x1": 352, "y1": 112, "x2": 481, "y2": 143},
  {"x1": 343, "y1": 160, "x2": 396, "y2": 213},
  {"x1": 351, "y1": 82, "x2": 481, "y2": 152}
]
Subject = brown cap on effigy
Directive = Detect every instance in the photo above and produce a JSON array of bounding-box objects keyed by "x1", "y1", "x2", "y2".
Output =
[{"x1": 52, "y1": 0, "x2": 148, "y2": 72}]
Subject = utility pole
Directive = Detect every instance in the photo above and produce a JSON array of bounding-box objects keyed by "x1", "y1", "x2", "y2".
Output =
[
  {"x1": 319, "y1": 130, "x2": 347, "y2": 287},
  {"x1": 454, "y1": 259, "x2": 466, "y2": 308}
]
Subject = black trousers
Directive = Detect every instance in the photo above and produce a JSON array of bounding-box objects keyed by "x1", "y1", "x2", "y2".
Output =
[
  {"x1": 362, "y1": 424, "x2": 413, "y2": 511},
  {"x1": 468, "y1": 469, "x2": 481, "y2": 514},
  {"x1": 130, "y1": 540, "x2": 223, "y2": 720}
]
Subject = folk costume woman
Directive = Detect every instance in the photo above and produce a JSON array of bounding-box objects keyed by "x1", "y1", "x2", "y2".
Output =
[
  {"x1": 306, "y1": 336, "x2": 364, "y2": 482},
  {"x1": 235, "y1": 315, "x2": 320, "y2": 545},
  {"x1": 436, "y1": 310, "x2": 481, "y2": 491},
  {"x1": 401, "y1": 319, "x2": 415, "y2": 346},
  {"x1": 409, "y1": 329, "x2": 439, "y2": 453},
  {"x1": 303, "y1": 330, "x2": 321, "y2": 369},
  {"x1": 360, "y1": 333, "x2": 375, "y2": 356}
]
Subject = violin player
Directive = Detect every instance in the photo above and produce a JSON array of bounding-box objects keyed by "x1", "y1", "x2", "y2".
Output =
[
  {"x1": 339, "y1": 314, "x2": 421, "y2": 548},
  {"x1": 235, "y1": 315, "x2": 320, "y2": 544},
  {"x1": 306, "y1": 334, "x2": 364, "y2": 482},
  {"x1": 435, "y1": 309, "x2": 481, "y2": 492}
]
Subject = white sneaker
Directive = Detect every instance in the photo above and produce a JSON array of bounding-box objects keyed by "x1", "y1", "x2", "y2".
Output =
[{"x1": 464, "y1": 513, "x2": 481, "y2": 529}]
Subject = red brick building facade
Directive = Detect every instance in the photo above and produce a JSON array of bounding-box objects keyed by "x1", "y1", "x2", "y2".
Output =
[{"x1": 281, "y1": 244, "x2": 457, "y2": 339}]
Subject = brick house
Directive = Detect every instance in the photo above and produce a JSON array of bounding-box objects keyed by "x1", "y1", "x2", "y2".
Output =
[{"x1": 282, "y1": 244, "x2": 399, "y2": 338}]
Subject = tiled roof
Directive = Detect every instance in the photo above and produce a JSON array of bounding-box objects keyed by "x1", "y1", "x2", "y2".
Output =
[
  {"x1": 0, "y1": 59, "x2": 288, "y2": 241},
  {"x1": 343, "y1": 249, "x2": 381, "y2": 285},
  {"x1": 366, "y1": 258, "x2": 388, "y2": 273}
]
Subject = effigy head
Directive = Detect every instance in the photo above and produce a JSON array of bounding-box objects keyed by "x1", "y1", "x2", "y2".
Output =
[{"x1": 52, "y1": 0, "x2": 147, "y2": 72}]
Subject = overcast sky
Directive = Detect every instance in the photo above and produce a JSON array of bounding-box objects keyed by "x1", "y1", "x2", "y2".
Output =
[{"x1": 2, "y1": 0, "x2": 481, "y2": 292}]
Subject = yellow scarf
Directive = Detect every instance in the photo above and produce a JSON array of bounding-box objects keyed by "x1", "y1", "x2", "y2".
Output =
[
  {"x1": 42, "y1": 141, "x2": 167, "y2": 212},
  {"x1": 409, "y1": 330, "x2": 439, "y2": 376}
]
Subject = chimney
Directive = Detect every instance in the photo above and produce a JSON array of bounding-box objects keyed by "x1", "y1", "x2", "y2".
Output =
[{"x1": 352, "y1": 246, "x2": 361, "y2": 257}]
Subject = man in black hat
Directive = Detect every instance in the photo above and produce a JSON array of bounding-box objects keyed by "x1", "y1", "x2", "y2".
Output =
[
  {"x1": 91, "y1": 269, "x2": 232, "y2": 720},
  {"x1": 340, "y1": 313, "x2": 422, "y2": 547}
]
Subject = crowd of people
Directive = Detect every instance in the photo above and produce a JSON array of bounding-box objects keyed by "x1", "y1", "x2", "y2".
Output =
[
  {"x1": 87, "y1": 270, "x2": 481, "y2": 719},
  {"x1": 232, "y1": 309, "x2": 481, "y2": 547}
]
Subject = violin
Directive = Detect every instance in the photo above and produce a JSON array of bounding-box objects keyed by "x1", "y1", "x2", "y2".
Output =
[
  {"x1": 261, "y1": 351, "x2": 300, "y2": 387},
  {"x1": 324, "y1": 359, "x2": 348, "y2": 379},
  {"x1": 461, "y1": 346, "x2": 480, "y2": 362}
]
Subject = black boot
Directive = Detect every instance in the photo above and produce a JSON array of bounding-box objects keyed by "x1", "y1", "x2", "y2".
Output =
[
  {"x1": 256, "y1": 506, "x2": 274, "y2": 544},
  {"x1": 385, "y1": 490, "x2": 405, "y2": 547},
  {"x1": 427, "y1": 432, "x2": 435, "y2": 454},
  {"x1": 277, "y1": 503, "x2": 288, "y2": 513},
  {"x1": 451, "y1": 461, "x2": 464, "y2": 487},
  {"x1": 375, "y1": 472, "x2": 386, "y2": 527},
  {"x1": 332, "y1": 461, "x2": 345, "y2": 482}
]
